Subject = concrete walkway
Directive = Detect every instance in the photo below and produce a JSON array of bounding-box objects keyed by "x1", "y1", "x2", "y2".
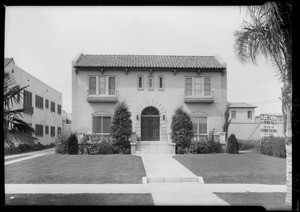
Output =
[
  {"x1": 5, "y1": 183, "x2": 286, "y2": 205},
  {"x1": 138, "y1": 154, "x2": 203, "y2": 183},
  {"x1": 5, "y1": 148, "x2": 55, "y2": 165}
]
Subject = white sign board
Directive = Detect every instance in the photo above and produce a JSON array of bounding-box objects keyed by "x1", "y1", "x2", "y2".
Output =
[{"x1": 260, "y1": 114, "x2": 278, "y2": 137}]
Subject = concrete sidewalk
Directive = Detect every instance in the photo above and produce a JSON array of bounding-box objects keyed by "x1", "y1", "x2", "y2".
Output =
[
  {"x1": 5, "y1": 183, "x2": 286, "y2": 205},
  {"x1": 5, "y1": 148, "x2": 55, "y2": 165},
  {"x1": 139, "y1": 154, "x2": 203, "y2": 183}
]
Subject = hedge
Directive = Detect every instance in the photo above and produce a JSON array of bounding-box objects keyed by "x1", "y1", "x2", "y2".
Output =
[
  {"x1": 226, "y1": 134, "x2": 239, "y2": 154},
  {"x1": 257, "y1": 136, "x2": 286, "y2": 158}
]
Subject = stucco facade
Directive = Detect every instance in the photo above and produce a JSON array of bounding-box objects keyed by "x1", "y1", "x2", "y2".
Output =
[
  {"x1": 228, "y1": 103, "x2": 257, "y2": 123},
  {"x1": 5, "y1": 58, "x2": 62, "y2": 145},
  {"x1": 72, "y1": 54, "x2": 227, "y2": 144}
]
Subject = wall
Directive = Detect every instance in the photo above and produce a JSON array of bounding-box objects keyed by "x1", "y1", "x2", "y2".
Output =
[
  {"x1": 229, "y1": 108, "x2": 256, "y2": 123},
  {"x1": 72, "y1": 62, "x2": 227, "y2": 142},
  {"x1": 5, "y1": 61, "x2": 62, "y2": 145}
]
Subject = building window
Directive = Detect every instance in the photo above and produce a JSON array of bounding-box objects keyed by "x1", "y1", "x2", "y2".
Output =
[
  {"x1": 231, "y1": 111, "x2": 236, "y2": 119},
  {"x1": 23, "y1": 90, "x2": 32, "y2": 106},
  {"x1": 35, "y1": 124, "x2": 43, "y2": 137},
  {"x1": 57, "y1": 127, "x2": 61, "y2": 135},
  {"x1": 45, "y1": 125, "x2": 49, "y2": 135},
  {"x1": 89, "y1": 76, "x2": 96, "y2": 95},
  {"x1": 51, "y1": 101, "x2": 55, "y2": 113},
  {"x1": 204, "y1": 78, "x2": 211, "y2": 96},
  {"x1": 185, "y1": 77, "x2": 211, "y2": 97},
  {"x1": 185, "y1": 78, "x2": 193, "y2": 96},
  {"x1": 99, "y1": 76, "x2": 106, "y2": 95},
  {"x1": 45, "y1": 99, "x2": 49, "y2": 109},
  {"x1": 51, "y1": 126, "x2": 55, "y2": 137},
  {"x1": 89, "y1": 76, "x2": 116, "y2": 96},
  {"x1": 248, "y1": 110, "x2": 252, "y2": 119},
  {"x1": 35, "y1": 95, "x2": 43, "y2": 109},
  {"x1": 57, "y1": 104, "x2": 62, "y2": 115},
  {"x1": 92, "y1": 116, "x2": 111, "y2": 134},
  {"x1": 137, "y1": 76, "x2": 144, "y2": 90},
  {"x1": 158, "y1": 76, "x2": 165, "y2": 90},
  {"x1": 148, "y1": 76, "x2": 154, "y2": 91},
  {"x1": 108, "y1": 77, "x2": 115, "y2": 95},
  {"x1": 192, "y1": 116, "x2": 207, "y2": 139}
]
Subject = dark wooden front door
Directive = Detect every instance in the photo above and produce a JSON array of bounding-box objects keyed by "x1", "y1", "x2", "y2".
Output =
[{"x1": 141, "y1": 107, "x2": 160, "y2": 141}]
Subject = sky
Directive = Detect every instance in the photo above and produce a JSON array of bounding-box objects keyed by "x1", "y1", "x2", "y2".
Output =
[{"x1": 4, "y1": 6, "x2": 283, "y2": 115}]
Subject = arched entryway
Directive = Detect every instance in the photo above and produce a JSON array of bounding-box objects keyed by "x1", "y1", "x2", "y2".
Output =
[{"x1": 141, "y1": 106, "x2": 160, "y2": 141}]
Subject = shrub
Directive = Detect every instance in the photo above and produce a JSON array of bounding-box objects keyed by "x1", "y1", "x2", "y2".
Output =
[
  {"x1": 176, "y1": 146, "x2": 187, "y2": 154},
  {"x1": 55, "y1": 135, "x2": 68, "y2": 154},
  {"x1": 111, "y1": 101, "x2": 132, "y2": 151},
  {"x1": 258, "y1": 136, "x2": 286, "y2": 158},
  {"x1": 67, "y1": 133, "x2": 79, "y2": 155},
  {"x1": 226, "y1": 133, "x2": 239, "y2": 154},
  {"x1": 171, "y1": 106, "x2": 193, "y2": 149},
  {"x1": 4, "y1": 146, "x2": 21, "y2": 155},
  {"x1": 78, "y1": 135, "x2": 116, "y2": 155},
  {"x1": 238, "y1": 139, "x2": 257, "y2": 151}
]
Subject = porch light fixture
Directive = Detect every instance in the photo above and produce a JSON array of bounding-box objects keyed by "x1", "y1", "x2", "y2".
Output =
[
  {"x1": 136, "y1": 115, "x2": 139, "y2": 120},
  {"x1": 163, "y1": 115, "x2": 165, "y2": 120}
]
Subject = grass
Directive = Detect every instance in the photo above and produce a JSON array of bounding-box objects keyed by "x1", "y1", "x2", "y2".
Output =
[
  {"x1": 5, "y1": 154, "x2": 146, "y2": 184},
  {"x1": 173, "y1": 152, "x2": 285, "y2": 184},
  {"x1": 5, "y1": 193, "x2": 154, "y2": 205},
  {"x1": 214, "y1": 192, "x2": 290, "y2": 210}
]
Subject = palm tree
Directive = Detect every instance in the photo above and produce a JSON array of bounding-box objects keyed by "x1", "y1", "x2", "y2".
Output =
[
  {"x1": 3, "y1": 70, "x2": 37, "y2": 147},
  {"x1": 234, "y1": 2, "x2": 292, "y2": 207}
]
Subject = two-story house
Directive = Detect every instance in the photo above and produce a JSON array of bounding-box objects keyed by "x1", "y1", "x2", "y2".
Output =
[
  {"x1": 72, "y1": 54, "x2": 227, "y2": 154},
  {"x1": 5, "y1": 58, "x2": 63, "y2": 145},
  {"x1": 228, "y1": 102, "x2": 257, "y2": 123}
]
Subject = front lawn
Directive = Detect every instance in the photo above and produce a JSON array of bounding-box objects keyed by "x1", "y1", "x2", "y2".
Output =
[
  {"x1": 5, "y1": 154, "x2": 146, "y2": 184},
  {"x1": 214, "y1": 192, "x2": 290, "y2": 210},
  {"x1": 5, "y1": 155, "x2": 32, "y2": 162},
  {"x1": 5, "y1": 193, "x2": 154, "y2": 205},
  {"x1": 173, "y1": 152, "x2": 285, "y2": 184}
]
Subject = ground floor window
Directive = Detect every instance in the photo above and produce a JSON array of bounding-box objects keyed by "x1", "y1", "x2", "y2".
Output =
[
  {"x1": 45, "y1": 125, "x2": 49, "y2": 135},
  {"x1": 57, "y1": 127, "x2": 61, "y2": 135},
  {"x1": 92, "y1": 116, "x2": 112, "y2": 134},
  {"x1": 51, "y1": 126, "x2": 55, "y2": 137},
  {"x1": 191, "y1": 116, "x2": 207, "y2": 140},
  {"x1": 35, "y1": 124, "x2": 43, "y2": 137}
]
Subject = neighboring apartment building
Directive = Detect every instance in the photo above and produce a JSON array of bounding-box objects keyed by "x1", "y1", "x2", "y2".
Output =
[
  {"x1": 72, "y1": 54, "x2": 227, "y2": 153},
  {"x1": 228, "y1": 102, "x2": 257, "y2": 123},
  {"x1": 4, "y1": 58, "x2": 62, "y2": 145}
]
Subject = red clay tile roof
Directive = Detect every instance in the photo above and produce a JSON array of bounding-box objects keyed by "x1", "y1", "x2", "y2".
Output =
[{"x1": 74, "y1": 54, "x2": 226, "y2": 69}]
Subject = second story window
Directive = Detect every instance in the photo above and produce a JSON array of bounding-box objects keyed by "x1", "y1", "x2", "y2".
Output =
[
  {"x1": 158, "y1": 76, "x2": 165, "y2": 90},
  {"x1": 148, "y1": 76, "x2": 154, "y2": 91},
  {"x1": 35, "y1": 95, "x2": 43, "y2": 109},
  {"x1": 51, "y1": 101, "x2": 55, "y2": 113},
  {"x1": 89, "y1": 77, "x2": 96, "y2": 95},
  {"x1": 185, "y1": 77, "x2": 212, "y2": 97},
  {"x1": 137, "y1": 76, "x2": 144, "y2": 90},
  {"x1": 248, "y1": 110, "x2": 252, "y2": 119},
  {"x1": 89, "y1": 76, "x2": 116, "y2": 96},
  {"x1": 23, "y1": 90, "x2": 32, "y2": 106},
  {"x1": 57, "y1": 104, "x2": 62, "y2": 115},
  {"x1": 108, "y1": 77, "x2": 115, "y2": 95},
  {"x1": 231, "y1": 111, "x2": 236, "y2": 119},
  {"x1": 45, "y1": 99, "x2": 49, "y2": 109}
]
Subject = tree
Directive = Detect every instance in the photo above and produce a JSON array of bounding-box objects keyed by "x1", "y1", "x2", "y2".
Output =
[
  {"x1": 111, "y1": 101, "x2": 132, "y2": 152},
  {"x1": 222, "y1": 102, "x2": 231, "y2": 140},
  {"x1": 234, "y1": 2, "x2": 292, "y2": 206},
  {"x1": 3, "y1": 71, "x2": 37, "y2": 146},
  {"x1": 171, "y1": 106, "x2": 193, "y2": 149}
]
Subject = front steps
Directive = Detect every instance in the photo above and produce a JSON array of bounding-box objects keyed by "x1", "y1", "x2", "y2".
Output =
[{"x1": 134, "y1": 141, "x2": 174, "y2": 154}]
